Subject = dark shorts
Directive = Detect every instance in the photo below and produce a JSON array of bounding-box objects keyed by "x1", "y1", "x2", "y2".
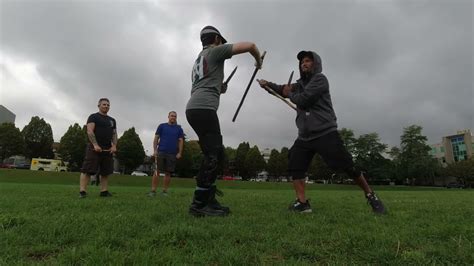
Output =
[
  {"x1": 157, "y1": 152, "x2": 177, "y2": 173},
  {"x1": 80, "y1": 145, "x2": 114, "y2": 176},
  {"x1": 288, "y1": 131, "x2": 356, "y2": 180}
]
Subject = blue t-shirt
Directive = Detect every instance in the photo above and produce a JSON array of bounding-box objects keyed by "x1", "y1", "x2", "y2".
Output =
[{"x1": 156, "y1": 123, "x2": 184, "y2": 154}]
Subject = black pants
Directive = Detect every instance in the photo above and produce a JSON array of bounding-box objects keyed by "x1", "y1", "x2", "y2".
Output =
[
  {"x1": 186, "y1": 109, "x2": 224, "y2": 188},
  {"x1": 289, "y1": 131, "x2": 359, "y2": 180}
]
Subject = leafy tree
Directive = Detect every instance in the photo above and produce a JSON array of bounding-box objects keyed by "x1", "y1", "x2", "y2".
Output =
[
  {"x1": 339, "y1": 128, "x2": 357, "y2": 155},
  {"x1": 22, "y1": 116, "x2": 54, "y2": 159},
  {"x1": 224, "y1": 146, "x2": 236, "y2": 162},
  {"x1": 399, "y1": 125, "x2": 438, "y2": 185},
  {"x1": 442, "y1": 158, "x2": 474, "y2": 186},
  {"x1": 58, "y1": 123, "x2": 87, "y2": 171},
  {"x1": 388, "y1": 146, "x2": 401, "y2": 162},
  {"x1": 175, "y1": 140, "x2": 202, "y2": 178},
  {"x1": 116, "y1": 127, "x2": 145, "y2": 174},
  {"x1": 353, "y1": 133, "x2": 388, "y2": 181},
  {"x1": 0, "y1": 123, "x2": 25, "y2": 160},
  {"x1": 277, "y1": 147, "x2": 289, "y2": 177},
  {"x1": 235, "y1": 142, "x2": 250, "y2": 178},
  {"x1": 222, "y1": 146, "x2": 236, "y2": 175},
  {"x1": 308, "y1": 154, "x2": 333, "y2": 180},
  {"x1": 266, "y1": 149, "x2": 280, "y2": 177},
  {"x1": 244, "y1": 145, "x2": 266, "y2": 178}
]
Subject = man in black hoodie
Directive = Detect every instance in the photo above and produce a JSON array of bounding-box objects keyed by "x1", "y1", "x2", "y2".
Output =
[{"x1": 258, "y1": 51, "x2": 386, "y2": 214}]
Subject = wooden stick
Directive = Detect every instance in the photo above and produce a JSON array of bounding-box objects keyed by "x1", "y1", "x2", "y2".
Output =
[
  {"x1": 223, "y1": 66, "x2": 238, "y2": 85},
  {"x1": 260, "y1": 82, "x2": 297, "y2": 111},
  {"x1": 232, "y1": 51, "x2": 267, "y2": 122}
]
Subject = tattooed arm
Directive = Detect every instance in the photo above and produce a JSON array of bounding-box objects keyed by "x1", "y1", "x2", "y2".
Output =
[
  {"x1": 110, "y1": 129, "x2": 117, "y2": 154},
  {"x1": 87, "y1": 122, "x2": 102, "y2": 152}
]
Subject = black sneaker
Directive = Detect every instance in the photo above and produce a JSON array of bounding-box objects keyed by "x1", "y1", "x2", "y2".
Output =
[
  {"x1": 288, "y1": 199, "x2": 312, "y2": 213},
  {"x1": 208, "y1": 199, "x2": 230, "y2": 214},
  {"x1": 148, "y1": 191, "x2": 157, "y2": 197},
  {"x1": 189, "y1": 205, "x2": 228, "y2": 217},
  {"x1": 100, "y1": 191, "x2": 113, "y2": 197},
  {"x1": 366, "y1": 192, "x2": 386, "y2": 214},
  {"x1": 79, "y1": 191, "x2": 87, "y2": 198}
]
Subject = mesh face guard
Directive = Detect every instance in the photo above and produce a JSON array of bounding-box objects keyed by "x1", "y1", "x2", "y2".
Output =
[{"x1": 200, "y1": 25, "x2": 227, "y2": 44}]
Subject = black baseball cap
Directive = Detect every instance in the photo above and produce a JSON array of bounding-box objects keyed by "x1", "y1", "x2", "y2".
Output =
[
  {"x1": 200, "y1": 25, "x2": 227, "y2": 44},
  {"x1": 297, "y1": 51, "x2": 314, "y2": 61}
]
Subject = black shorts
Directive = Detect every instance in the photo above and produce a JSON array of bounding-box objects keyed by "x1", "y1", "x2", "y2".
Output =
[
  {"x1": 288, "y1": 131, "x2": 355, "y2": 180},
  {"x1": 157, "y1": 152, "x2": 177, "y2": 173},
  {"x1": 80, "y1": 145, "x2": 114, "y2": 176}
]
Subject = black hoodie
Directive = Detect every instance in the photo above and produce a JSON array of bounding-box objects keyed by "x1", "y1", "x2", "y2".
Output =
[{"x1": 268, "y1": 51, "x2": 338, "y2": 141}]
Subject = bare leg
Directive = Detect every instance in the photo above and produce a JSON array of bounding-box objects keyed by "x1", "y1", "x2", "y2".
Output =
[
  {"x1": 355, "y1": 173, "x2": 372, "y2": 195},
  {"x1": 292, "y1": 179, "x2": 307, "y2": 202},
  {"x1": 100, "y1": 175, "x2": 109, "y2": 192},
  {"x1": 151, "y1": 170, "x2": 160, "y2": 192},
  {"x1": 163, "y1": 172, "x2": 171, "y2": 192},
  {"x1": 80, "y1": 173, "x2": 90, "y2": 192}
]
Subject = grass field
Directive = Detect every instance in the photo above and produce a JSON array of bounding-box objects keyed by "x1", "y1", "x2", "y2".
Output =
[{"x1": 1, "y1": 169, "x2": 473, "y2": 264}]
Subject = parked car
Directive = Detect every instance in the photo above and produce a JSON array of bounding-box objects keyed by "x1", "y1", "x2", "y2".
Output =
[
  {"x1": 2, "y1": 156, "x2": 29, "y2": 169},
  {"x1": 14, "y1": 163, "x2": 31, "y2": 170},
  {"x1": 131, "y1": 171, "x2": 148, "y2": 176},
  {"x1": 446, "y1": 182, "x2": 465, "y2": 189},
  {"x1": 223, "y1": 176, "x2": 242, "y2": 181}
]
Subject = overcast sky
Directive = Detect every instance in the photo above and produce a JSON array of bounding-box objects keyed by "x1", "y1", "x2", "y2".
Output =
[{"x1": 1, "y1": 0, "x2": 472, "y2": 155}]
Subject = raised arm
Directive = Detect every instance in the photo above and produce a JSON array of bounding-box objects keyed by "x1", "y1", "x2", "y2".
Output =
[{"x1": 232, "y1": 42, "x2": 262, "y2": 68}]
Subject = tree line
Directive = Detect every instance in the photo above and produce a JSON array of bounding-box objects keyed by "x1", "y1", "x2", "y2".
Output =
[{"x1": 1, "y1": 117, "x2": 472, "y2": 185}]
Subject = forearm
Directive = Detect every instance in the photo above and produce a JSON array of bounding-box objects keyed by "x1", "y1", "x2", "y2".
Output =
[
  {"x1": 88, "y1": 131, "x2": 99, "y2": 146},
  {"x1": 111, "y1": 131, "x2": 117, "y2": 146},
  {"x1": 249, "y1": 44, "x2": 261, "y2": 64},
  {"x1": 266, "y1": 82, "x2": 284, "y2": 96},
  {"x1": 178, "y1": 139, "x2": 184, "y2": 154},
  {"x1": 289, "y1": 76, "x2": 326, "y2": 107},
  {"x1": 153, "y1": 136, "x2": 159, "y2": 153}
]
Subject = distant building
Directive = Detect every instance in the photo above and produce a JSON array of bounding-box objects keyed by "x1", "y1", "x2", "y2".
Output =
[
  {"x1": 0, "y1": 105, "x2": 15, "y2": 124},
  {"x1": 260, "y1": 148, "x2": 271, "y2": 163},
  {"x1": 430, "y1": 129, "x2": 473, "y2": 165}
]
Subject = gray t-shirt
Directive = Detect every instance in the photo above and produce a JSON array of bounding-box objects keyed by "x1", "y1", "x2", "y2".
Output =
[{"x1": 186, "y1": 44, "x2": 233, "y2": 111}]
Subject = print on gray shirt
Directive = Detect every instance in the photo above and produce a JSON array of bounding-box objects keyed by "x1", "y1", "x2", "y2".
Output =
[{"x1": 186, "y1": 44, "x2": 233, "y2": 111}]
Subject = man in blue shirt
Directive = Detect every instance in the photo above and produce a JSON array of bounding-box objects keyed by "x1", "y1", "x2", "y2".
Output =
[{"x1": 149, "y1": 111, "x2": 184, "y2": 196}]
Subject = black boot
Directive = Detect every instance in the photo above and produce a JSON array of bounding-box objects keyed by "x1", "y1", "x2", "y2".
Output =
[
  {"x1": 189, "y1": 189, "x2": 227, "y2": 217},
  {"x1": 208, "y1": 186, "x2": 230, "y2": 214}
]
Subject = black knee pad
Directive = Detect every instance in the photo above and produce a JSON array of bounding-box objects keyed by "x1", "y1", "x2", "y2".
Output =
[
  {"x1": 196, "y1": 153, "x2": 219, "y2": 188},
  {"x1": 197, "y1": 133, "x2": 224, "y2": 187}
]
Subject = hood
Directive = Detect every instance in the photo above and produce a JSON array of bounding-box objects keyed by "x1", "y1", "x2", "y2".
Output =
[{"x1": 297, "y1": 50, "x2": 322, "y2": 80}]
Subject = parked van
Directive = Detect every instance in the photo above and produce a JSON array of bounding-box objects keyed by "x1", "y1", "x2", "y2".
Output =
[{"x1": 30, "y1": 158, "x2": 68, "y2": 172}]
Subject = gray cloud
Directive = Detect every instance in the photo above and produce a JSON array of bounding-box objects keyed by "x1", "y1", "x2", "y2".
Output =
[{"x1": 1, "y1": 0, "x2": 472, "y2": 153}]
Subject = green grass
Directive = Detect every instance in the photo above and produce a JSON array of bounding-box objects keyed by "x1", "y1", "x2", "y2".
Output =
[{"x1": 0, "y1": 169, "x2": 473, "y2": 264}]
